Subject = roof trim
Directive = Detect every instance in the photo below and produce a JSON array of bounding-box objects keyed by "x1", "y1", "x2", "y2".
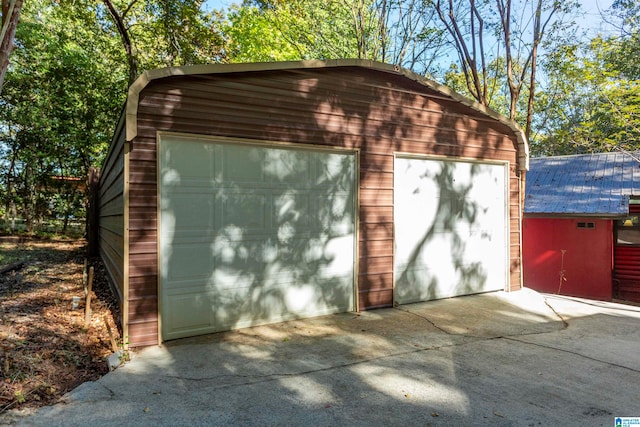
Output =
[
  {"x1": 524, "y1": 212, "x2": 628, "y2": 219},
  {"x1": 125, "y1": 59, "x2": 529, "y2": 171}
]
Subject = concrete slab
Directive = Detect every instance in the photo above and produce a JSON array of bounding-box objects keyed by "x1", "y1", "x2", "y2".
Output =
[{"x1": 3, "y1": 289, "x2": 640, "y2": 426}]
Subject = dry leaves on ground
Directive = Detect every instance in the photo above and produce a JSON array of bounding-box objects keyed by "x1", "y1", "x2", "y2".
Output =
[{"x1": 0, "y1": 237, "x2": 120, "y2": 414}]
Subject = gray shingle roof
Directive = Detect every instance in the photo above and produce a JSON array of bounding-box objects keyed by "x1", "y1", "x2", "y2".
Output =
[{"x1": 524, "y1": 152, "x2": 640, "y2": 216}]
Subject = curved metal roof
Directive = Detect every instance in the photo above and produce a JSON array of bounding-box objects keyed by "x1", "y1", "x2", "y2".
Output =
[{"x1": 124, "y1": 59, "x2": 529, "y2": 171}]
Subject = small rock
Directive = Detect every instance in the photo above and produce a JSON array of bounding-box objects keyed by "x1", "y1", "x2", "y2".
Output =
[{"x1": 106, "y1": 350, "x2": 124, "y2": 370}]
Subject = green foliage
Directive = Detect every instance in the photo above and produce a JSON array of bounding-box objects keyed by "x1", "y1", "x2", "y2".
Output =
[
  {"x1": 1, "y1": 0, "x2": 640, "y2": 232},
  {"x1": 0, "y1": 0, "x2": 226, "y2": 234},
  {"x1": 0, "y1": 0, "x2": 125, "y2": 233},
  {"x1": 533, "y1": 19, "x2": 640, "y2": 156},
  {"x1": 224, "y1": 4, "x2": 301, "y2": 62},
  {"x1": 101, "y1": 0, "x2": 226, "y2": 72},
  {"x1": 444, "y1": 58, "x2": 513, "y2": 120},
  {"x1": 229, "y1": 0, "x2": 380, "y2": 61}
]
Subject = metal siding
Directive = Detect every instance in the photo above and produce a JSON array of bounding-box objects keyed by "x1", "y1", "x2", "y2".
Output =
[
  {"x1": 614, "y1": 246, "x2": 640, "y2": 302},
  {"x1": 125, "y1": 67, "x2": 522, "y2": 346},
  {"x1": 127, "y1": 321, "x2": 159, "y2": 347},
  {"x1": 614, "y1": 203, "x2": 640, "y2": 302},
  {"x1": 98, "y1": 126, "x2": 126, "y2": 305},
  {"x1": 524, "y1": 218, "x2": 613, "y2": 300}
]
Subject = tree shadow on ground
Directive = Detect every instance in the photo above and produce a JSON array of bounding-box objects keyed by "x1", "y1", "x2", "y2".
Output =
[{"x1": 18, "y1": 294, "x2": 640, "y2": 426}]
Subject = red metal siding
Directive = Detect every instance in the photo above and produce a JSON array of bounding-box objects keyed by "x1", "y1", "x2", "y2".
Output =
[
  {"x1": 124, "y1": 66, "x2": 523, "y2": 346},
  {"x1": 613, "y1": 204, "x2": 640, "y2": 302},
  {"x1": 614, "y1": 246, "x2": 640, "y2": 301},
  {"x1": 523, "y1": 218, "x2": 613, "y2": 300}
]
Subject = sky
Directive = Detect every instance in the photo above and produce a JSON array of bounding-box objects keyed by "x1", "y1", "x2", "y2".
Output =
[
  {"x1": 579, "y1": 0, "x2": 616, "y2": 36},
  {"x1": 204, "y1": 0, "x2": 617, "y2": 34}
]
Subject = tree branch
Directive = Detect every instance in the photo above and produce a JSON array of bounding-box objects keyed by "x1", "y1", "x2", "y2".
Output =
[{"x1": 102, "y1": 0, "x2": 138, "y2": 85}]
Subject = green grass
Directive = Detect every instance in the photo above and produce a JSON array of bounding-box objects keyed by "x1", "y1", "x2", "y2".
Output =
[
  {"x1": 0, "y1": 219, "x2": 85, "y2": 240},
  {"x1": 0, "y1": 244, "x2": 28, "y2": 266}
]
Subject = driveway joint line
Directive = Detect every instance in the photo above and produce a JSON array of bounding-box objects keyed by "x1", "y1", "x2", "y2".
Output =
[
  {"x1": 161, "y1": 339, "x2": 481, "y2": 388},
  {"x1": 394, "y1": 306, "x2": 459, "y2": 335},
  {"x1": 542, "y1": 296, "x2": 570, "y2": 329},
  {"x1": 503, "y1": 336, "x2": 640, "y2": 374}
]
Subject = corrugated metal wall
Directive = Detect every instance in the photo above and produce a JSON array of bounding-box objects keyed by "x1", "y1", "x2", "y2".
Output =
[
  {"x1": 614, "y1": 246, "x2": 640, "y2": 299},
  {"x1": 98, "y1": 120, "x2": 126, "y2": 306},
  {"x1": 121, "y1": 66, "x2": 522, "y2": 346},
  {"x1": 523, "y1": 218, "x2": 613, "y2": 300},
  {"x1": 614, "y1": 204, "x2": 640, "y2": 302}
]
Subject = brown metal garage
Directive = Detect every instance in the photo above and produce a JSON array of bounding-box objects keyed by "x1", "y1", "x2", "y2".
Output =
[{"x1": 97, "y1": 60, "x2": 528, "y2": 347}]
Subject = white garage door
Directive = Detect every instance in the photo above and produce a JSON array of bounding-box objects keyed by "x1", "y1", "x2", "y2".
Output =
[
  {"x1": 394, "y1": 156, "x2": 507, "y2": 304},
  {"x1": 159, "y1": 135, "x2": 357, "y2": 341}
]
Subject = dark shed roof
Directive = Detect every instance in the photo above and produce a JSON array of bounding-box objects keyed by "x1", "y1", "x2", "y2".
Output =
[{"x1": 524, "y1": 152, "x2": 640, "y2": 216}]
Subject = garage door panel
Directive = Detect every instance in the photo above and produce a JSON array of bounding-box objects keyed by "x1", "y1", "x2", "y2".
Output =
[
  {"x1": 163, "y1": 140, "x2": 215, "y2": 180},
  {"x1": 162, "y1": 243, "x2": 215, "y2": 283},
  {"x1": 164, "y1": 290, "x2": 214, "y2": 335},
  {"x1": 222, "y1": 193, "x2": 269, "y2": 229},
  {"x1": 208, "y1": 276, "x2": 353, "y2": 332},
  {"x1": 395, "y1": 262, "x2": 490, "y2": 303},
  {"x1": 264, "y1": 149, "x2": 312, "y2": 184},
  {"x1": 273, "y1": 192, "x2": 311, "y2": 227},
  {"x1": 162, "y1": 193, "x2": 215, "y2": 232},
  {"x1": 394, "y1": 156, "x2": 507, "y2": 304},
  {"x1": 159, "y1": 136, "x2": 356, "y2": 340},
  {"x1": 203, "y1": 234, "x2": 353, "y2": 268},
  {"x1": 314, "y1": 153, "x2": 354, "y2": 189},
  {"x1": 311, "y1": 194, "x2": 354, "y2": 234},
  {"x1": 394, "y1": 266, "x2": 439, "y2": 302},
  {"x1": 222, "y1": 145, "x2": 265, "y2": 182}
]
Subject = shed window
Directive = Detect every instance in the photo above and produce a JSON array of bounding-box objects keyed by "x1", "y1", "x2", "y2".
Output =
[
  {"x1": 616, "y1": 216, "x2": 640, "y2": 245},
  {"x1": 577, "y1": 222, "x2": 595, "y2": 229}
]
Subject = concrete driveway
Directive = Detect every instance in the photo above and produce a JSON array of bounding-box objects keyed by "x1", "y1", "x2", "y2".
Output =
[{"x1": 5, "y1": 289, "x2": 640, "y2": 426}]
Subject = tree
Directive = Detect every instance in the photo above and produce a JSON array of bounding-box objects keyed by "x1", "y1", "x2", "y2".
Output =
[
  {"x1": 0, "y1": 0, "x2": 126, "y2": 232},
  {"x1": 1, "y1": 0, "x2": 228, "y2": 232},
  {"x1": 0, "y1": 0, "x2": 23, "y2": 95},
  {"x1": 434, "y1": 0, "x2": 578, "y2": 140},
  {"x1": 532, "y1": 41, "x2": 640, "y2": 156},
  {"x1": 223, "y1": 3, "x2": 303, "y2": 62},
  {"x1": 241, "y1": 0, "x2": 381, "y2": 60},
  {"x1": 435, "y1": 0, "x2": 491, "y2": 106},
  {"x1": 99, "y1": 0, "x2": 226, "y2": 85}
]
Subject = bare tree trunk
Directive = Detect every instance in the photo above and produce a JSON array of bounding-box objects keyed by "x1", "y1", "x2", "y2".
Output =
[
  {"x1": 351, "y1": 0, "x2": 367, "y2": 58},
  {"x1": 102, "y1": 0, "x2": 139, "y2": 85},
  {"x1": 435, "y1": 0, "x2": 489, "y2": 106},
  {"x1": 525, "y1": 0, "x2": 544, "y2": 141},
  {"x1": 496, "y1": 0, "x2": 520, "y2": 120},
  {"x1": 9, "y1": 200, "x2": 15, "y2": 233},
  {"x1": 377, "y1": 0, "x2": 388, "y2": 61},
  {"x1": 0, "y1": 0, "x2": 24, "y2": 95}
]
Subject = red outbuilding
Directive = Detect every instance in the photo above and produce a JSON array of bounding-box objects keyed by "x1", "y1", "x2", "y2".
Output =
[{"x1": 523, "y1": 152, "x2": 640, "y2": 302}]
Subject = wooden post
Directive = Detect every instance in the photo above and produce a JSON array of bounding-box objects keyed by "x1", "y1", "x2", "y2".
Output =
[
  {"x1": 104, "y1": 316, "x2": 119, "y2": 353},
  {"x1": 83, "y1": 259, "x2": 88, "y2": 295},
  {"x1": 85, "y1": 266, "x2": 94, "y2": 326}
]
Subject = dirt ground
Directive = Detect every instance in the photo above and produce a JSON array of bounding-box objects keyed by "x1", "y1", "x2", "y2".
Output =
[{"x1": 0, "y1": 237, "x2": 120, "y2": 414}]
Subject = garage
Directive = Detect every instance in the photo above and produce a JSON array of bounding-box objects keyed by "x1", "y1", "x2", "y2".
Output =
[
  {"x1": 96, "y1": 60, "x2": 528, "y2": 347},
  {"x1": 394, "y1": 156, "x2": 508, "y2": 304},
  {"x1": 158, "y1": 134, "x2": 357, "y2": 340}
]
